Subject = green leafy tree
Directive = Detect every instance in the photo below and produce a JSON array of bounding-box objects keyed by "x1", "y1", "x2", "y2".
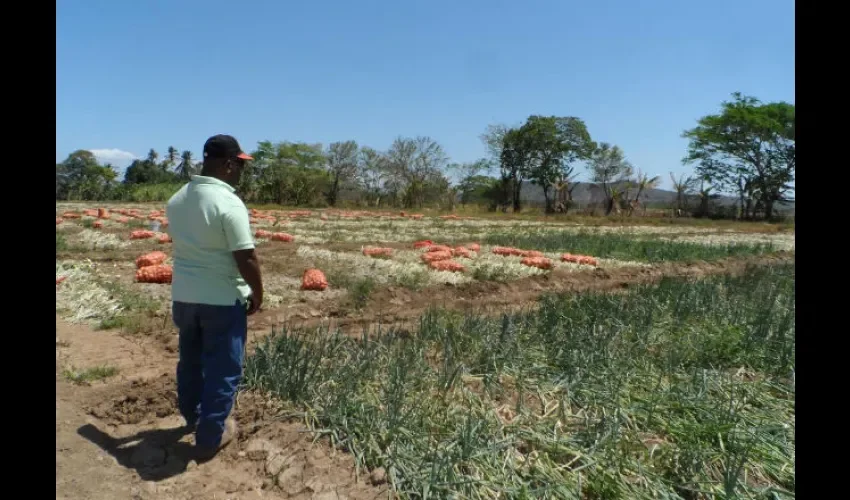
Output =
[
  {"x1": 55, "y1": 150, "x2": 118, "y2": 200},
  {"x1": 519, "y1": 115, "x2": 595, "y2": 213},
  {"x1": 683, "y1": 93, "x2": 795, "y2": 219}
]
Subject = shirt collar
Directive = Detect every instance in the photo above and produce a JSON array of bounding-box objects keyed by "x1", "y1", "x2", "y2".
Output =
[{"x1": 190, "y1": 175, "x2": 236, "y2": 193}]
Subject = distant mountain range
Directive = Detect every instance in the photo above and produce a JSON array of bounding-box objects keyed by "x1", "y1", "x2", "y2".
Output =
[{"x1": 518, "y1": 181, "x2": 795, "y2": 214}]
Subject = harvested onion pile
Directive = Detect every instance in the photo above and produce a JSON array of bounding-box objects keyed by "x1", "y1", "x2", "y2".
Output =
[
  {"x1": 492, "y1": 246, "x2": 523, "y2": 256},
  {"x1": 136, "y1": 264, "x2": 173, "y2": 284},
  {"x1": 560, "y1": 253, "x2": 598, "y2": 266},
  {"x1": 270, "y1": 232, "x2": 295, "y2": 242},
  {"x1": 157, "y1": 234, "x2": 172, "y2": 244},
  {"x1": 255, "y1": 229, "x2": 272, "y2": 238},
  {"x1": 452, "y1": 246, "x2": 473, "y2": 258},
  {"x1": 56, "y1": 217, "x2": 63, "y2": 225},
  {"x1": 62, "y1": 212, "x2": 81, "y2": 219},
  {"x1": 136, "y1": 251, "x2": 167, "y2": 268},
  {"x1": 521, "y1": 256, "x2": 553, "y2": 270},
  {"x1": 363, "y1": 246, "x2": 393, "y2": 258},
  {"x1": 425, "y1": 244, "x2": 453, "y2": 253},
  {"x1": 130, "y1": 230, "x2": 156, "y2": 240},
  {"x1": 428, "y1": 260, "x2": 465, "y2": 273},
  {"x1": 301, "y1": 268, "x2": 328, "y2": 291},
  {"x1": 466, "y1": 243, "x2": 481, "y2": 252}
]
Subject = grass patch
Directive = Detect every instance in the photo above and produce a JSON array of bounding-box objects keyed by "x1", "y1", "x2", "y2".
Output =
[
  {"x1": 96, "y1": 281, "x2": 165, "y2": 334},
  {"x1": 245, "y1": 264, "x2": 794, "y2": 499},
  {"x1": 56, "y1": 233, "x2": 68, "y2": 252},
  {"x1": 349, "y1": 277, "x2": 376, "y2": 310},
  {"x1": 485, "y1": 230, "x2": 778, "y2": 262},
  {"x1": 63, "y1": 364, "x2": 119, "y2": 384}
]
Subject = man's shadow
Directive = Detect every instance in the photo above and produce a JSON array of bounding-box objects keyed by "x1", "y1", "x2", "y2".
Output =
[{"x1": 77, "y1": 423, "x2": 196, "y2": 482}]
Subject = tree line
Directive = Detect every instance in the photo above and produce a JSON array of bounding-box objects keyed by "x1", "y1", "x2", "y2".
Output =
[{"x1": 56, "y1": 93, "x2": 794, "y2": 220}]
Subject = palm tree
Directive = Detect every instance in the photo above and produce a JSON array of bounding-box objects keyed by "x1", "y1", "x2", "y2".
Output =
[
  {"x1": 176, "y1": 150, "x2": 196, "y2": 180},
  {"x1": 669, "y1": 172, "x2": 695, "y2": 216},
  {"x1": 628, "y1": 171, "x2": 661, "y2": 216},
  {"x1": 164, "y1": 146, "x2": 179, "y2": 170}
]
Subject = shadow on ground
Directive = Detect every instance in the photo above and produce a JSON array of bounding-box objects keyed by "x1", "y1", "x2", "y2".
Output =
[{"x1": 77, "y1": 423, "x2": 195, "y2": 482}]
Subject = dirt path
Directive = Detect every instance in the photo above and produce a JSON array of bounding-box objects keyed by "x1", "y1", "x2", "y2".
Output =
[{"x1": 56, "y1": 319, "x2": 390, "y2": 500}]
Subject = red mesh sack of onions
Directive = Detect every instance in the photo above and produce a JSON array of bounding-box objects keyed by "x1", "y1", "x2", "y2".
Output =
[
  {"x1": 452, "y1": 246, "x2": 473, "y2": 258},
  {"x1": 135, "y1": 251, "x2": 168, "y2": 268},
  {"x1": 363, "y1": 247, "x2": 393, "y2": 258},
  {"x1": 130, "y1": 230, "x2": 156, "y2": 240},
  {"x1": 136, "y1": 264, "x2": 173, "y2": 284},
  {"x1": 521, "y1": 256, "x2": 553, "y2": 270},
  {"x1": 270, "y1": 232, "x2": 295, "y2": 242},
  {"x1": 301, "y1": 269, "x2": 328, "y2": 291},
  {"x1": 492, "y1": 246, "x2": 522, "y2": 256}
]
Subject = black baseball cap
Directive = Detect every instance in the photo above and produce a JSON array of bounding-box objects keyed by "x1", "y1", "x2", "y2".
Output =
[{"x1": 203, "y1": 134, "x2": 253, "y2": 161}]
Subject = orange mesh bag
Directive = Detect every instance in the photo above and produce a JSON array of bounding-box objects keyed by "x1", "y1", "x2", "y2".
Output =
[
  {"x1": 97, "y1": 208, "x2": 110, "y2": 219},
  {"x1": 363, "y1": 247, "x2": 393, "y2": 258},
  {"x1": 92, "y1": 221, "x2": 104, "y2": 229},
  {"x1": 425, "y1": 244, "x2": 453, "y2": 253},
  {"x1": 577, "y1": 256, "x2": 598, "y2": 266},
  {"x1": 130, "y1": 230, "x2": 156, "y2": 240},
  {"x1": 421, "y1": 250, "x2": 452, "y2": 263},
  {"x1": 136, "y1": 264, "x2": 173, "y2": 284},
  {"x1": 157, "y1": 234, "x2": 172, "y2": 244},
  {"x1": 255, "y1": 229, "x2": 272, "y2": 238},
  {"x1": 560, "y1": 253, "x2": 580, "y2": 263},
  {"x1": 493, "y1": 246, "x2": 521, "y2": 256},
  {"x1": 466, "y1": 243, "x2": 481, "y2": 252},
  {"x1": 62, "y1": 212, "x2": 81, "y2": 219},
  {"x1": 56, "y1": 217, "x2": 63, "y2": 225},
  {"x1": 519, "y1": 250, "x2": 544, "y2": 258},
  {"x1": 428, "y1": 260, "x2": 466, "y2": 273},
  {"x1": 135, "y1": 251, "x2": 168, "y2": 268},
  {"x1": 301, "y1": 268, "x2": 328, "y2": 291},
  {"x1": 521, "y1": 256, "x2": 553, "y2": 270},
  {"x1": 413, "y1": 240, "x2": 433, "y2": 249},
  {"x1": 250, "y1": 217, "x2": 259, "y2": 224},
  {"x1": 271, "y1": 232, "x2": 295, "y2": 242},
  {"x1": 452, "y1": 246, "x2": 472, "y2": 258}
]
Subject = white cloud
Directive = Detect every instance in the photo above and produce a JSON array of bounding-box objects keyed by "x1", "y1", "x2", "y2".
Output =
[{"x1": 88, "y1": 148, "x2": 139, "y2": 169}]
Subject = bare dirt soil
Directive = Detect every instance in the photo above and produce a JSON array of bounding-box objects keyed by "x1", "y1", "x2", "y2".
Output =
[{"x1": 56, "y1": 318, "x2": 390, "y2": 500}]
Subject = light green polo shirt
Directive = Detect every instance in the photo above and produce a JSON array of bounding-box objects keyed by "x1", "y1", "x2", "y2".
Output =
[{"x1": 166, "y1": 175, "x2": 255, "y2": 306}]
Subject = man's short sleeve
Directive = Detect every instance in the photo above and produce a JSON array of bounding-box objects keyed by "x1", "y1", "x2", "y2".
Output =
[{"x1": 221, "y1": 202, "x2": 255, "y2": 252}]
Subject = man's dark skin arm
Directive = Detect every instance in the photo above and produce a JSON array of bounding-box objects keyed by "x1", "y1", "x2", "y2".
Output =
[{"x1": 233, "y1": 248, "x2": 263, "y2": 315}]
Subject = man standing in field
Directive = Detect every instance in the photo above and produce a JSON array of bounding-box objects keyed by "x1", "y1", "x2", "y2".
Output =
[{"x1": 166, "y1": 134, "x2": 264, "y2": 461}]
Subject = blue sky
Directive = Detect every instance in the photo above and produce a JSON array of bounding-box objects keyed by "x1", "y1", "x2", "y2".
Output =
[{"x1": 57, "y1": 0, "x2": 794, "y2": 188}]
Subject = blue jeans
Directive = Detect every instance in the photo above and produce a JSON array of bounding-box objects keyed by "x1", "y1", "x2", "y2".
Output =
[{"x1": 172, "y1": 300, "x2": 247, "y2": 449}]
